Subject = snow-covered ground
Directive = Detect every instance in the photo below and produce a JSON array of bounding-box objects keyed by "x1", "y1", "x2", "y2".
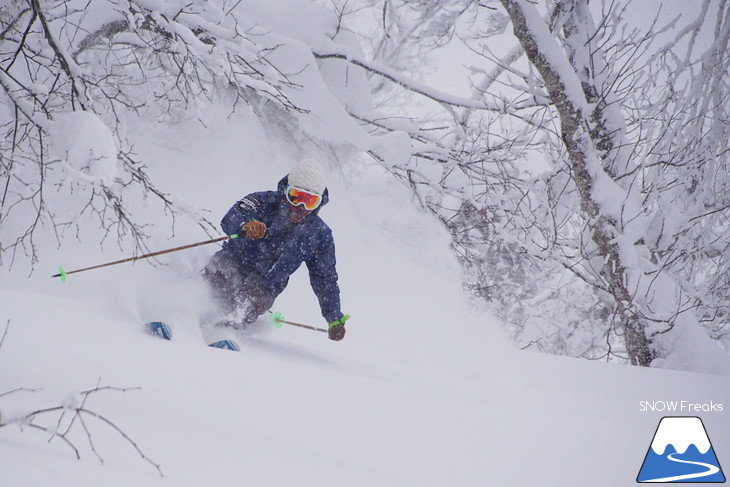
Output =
[{"x1": 1, "y1": 108, "x2": 728, "y2": 486}]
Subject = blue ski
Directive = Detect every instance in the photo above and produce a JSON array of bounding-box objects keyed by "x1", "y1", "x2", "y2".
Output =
[
  {"x1": 144, "y1": 321, "x2": 172, "y2": 340},
  {"x1": 208, "y1": 340, "x2": 241, "y2": 351},
  {"x1": 143, "y1": 321, "x2": 240, "y2": 351}
]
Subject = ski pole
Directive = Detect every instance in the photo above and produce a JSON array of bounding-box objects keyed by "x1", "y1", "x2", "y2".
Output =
[
  {"x1": 52, "y1": 234, "x2": 239, "y2": 282},
  {"x1": 269, "y1": 311, "x2": 327, "y2": 333}
]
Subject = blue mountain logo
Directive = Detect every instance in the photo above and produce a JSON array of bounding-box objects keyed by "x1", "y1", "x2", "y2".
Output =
[{"x1": 638, "y1": 416, "x2": 725, "y2": 483}]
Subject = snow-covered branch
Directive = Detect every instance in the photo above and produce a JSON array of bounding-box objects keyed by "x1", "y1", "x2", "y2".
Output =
[
  {"x1": 313, "y1": 49, "x2": 504, "y2": 111},
  {"x1": 359, "y1": 0, "x2": 729, "y2": 368}
]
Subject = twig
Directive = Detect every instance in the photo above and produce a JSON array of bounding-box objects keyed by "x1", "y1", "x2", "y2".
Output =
[
  {"x1": 0, "y1": 319, "x2": 9, "y2": 354},
  {"x1": 0, "y1": 380, "x2": 162, "y2": 477}
]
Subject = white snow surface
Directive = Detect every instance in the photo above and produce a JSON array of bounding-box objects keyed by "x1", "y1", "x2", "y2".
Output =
[{"x1": 1, "y1": 106, "x2": 729, "y2": 486}]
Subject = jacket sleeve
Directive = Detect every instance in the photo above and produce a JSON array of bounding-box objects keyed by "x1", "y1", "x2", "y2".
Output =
[
  {"x1": 220, "y1": 193, "x2": 267, "y2": 236},
  {"x1": 306, "y1": 228, "x2": 343, "y2": 323}
]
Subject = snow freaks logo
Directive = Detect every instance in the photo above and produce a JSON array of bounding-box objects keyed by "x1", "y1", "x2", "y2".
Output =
[{"x1": 637, "y1": 417, "x2": 726, "y2": 483}]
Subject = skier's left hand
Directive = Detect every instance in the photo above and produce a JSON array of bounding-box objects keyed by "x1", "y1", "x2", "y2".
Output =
[{"x1": 328, "y1": 315, "x2": 350, "y2": 341}]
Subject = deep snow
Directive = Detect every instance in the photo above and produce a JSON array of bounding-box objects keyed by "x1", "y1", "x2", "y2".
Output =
[{"x1": 1, "y1": 107, "x2": 729, "y2": 486}]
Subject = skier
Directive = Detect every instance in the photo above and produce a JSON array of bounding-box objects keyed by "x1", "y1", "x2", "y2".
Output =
[{"x1": 202, "y1": 158, "x2": 349, "y2": 341}]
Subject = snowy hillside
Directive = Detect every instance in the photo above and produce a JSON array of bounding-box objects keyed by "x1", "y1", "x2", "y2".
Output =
[{"x1": 2, "y1": 108, "x2": 729, "y2": 486}]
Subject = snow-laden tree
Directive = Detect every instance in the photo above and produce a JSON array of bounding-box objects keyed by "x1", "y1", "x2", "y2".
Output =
[
  {"x1": 490, "y1": 0, "x2": 729, "y2": 369},
  {"x1": 336, "y1": 0, "x2": 730, "y2": 369},
  {"x1": 0, "y1": 0, "x2": 385, "y2": 268},
  {"x1": 3, "y1": 0, "x2": 727, "y2": 370}
]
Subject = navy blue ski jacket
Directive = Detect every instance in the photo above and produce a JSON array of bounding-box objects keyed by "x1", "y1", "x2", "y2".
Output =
[{"x1": 215, "y1": 176, "x2": 343, "y2": 323}]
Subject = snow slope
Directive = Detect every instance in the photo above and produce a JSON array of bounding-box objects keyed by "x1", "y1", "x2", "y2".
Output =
[{"x1": 1, "y1": 108, "x2": 729, "y2": 486}]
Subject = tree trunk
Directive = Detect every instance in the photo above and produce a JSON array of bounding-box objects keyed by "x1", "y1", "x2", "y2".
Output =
[{"x1": 499, "y1": 0, "x2": 653, "y2": 365}]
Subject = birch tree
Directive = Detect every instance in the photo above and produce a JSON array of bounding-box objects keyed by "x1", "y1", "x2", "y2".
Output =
[{"x1": 347, "y1": 0, "x2": 730, "y2": 368}]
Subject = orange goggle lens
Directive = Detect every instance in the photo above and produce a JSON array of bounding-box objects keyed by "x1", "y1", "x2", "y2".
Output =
[{"x1": 286, "y1": 186, "x2": 322, "y2": 210}]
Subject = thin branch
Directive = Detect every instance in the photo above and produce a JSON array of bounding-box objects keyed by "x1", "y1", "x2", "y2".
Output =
[
  {"x1": 0, "y1": 319, "x2": 9, "y2": 354},
  {"x1": 312, "y1": 49, "x2": 503, "y2": 111},
  {"x1": 0, "y1": 380, "x2": 162, "y2": 477}
]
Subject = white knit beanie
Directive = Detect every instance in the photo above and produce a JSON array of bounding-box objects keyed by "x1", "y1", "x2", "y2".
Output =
[{"x1": 288, "y1": 158, "x2": 326, "y2": 195}]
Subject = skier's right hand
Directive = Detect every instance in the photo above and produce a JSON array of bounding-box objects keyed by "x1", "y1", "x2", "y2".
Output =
[{"x1": 242, "y1": 220, "x2": 267, "y2": 240}]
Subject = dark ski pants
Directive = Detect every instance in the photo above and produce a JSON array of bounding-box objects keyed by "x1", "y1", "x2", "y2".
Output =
[{"x1": 202, "y1": 253, "x2": 275, "y2": 328}]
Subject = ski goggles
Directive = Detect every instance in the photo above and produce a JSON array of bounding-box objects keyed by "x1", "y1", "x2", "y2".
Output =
[{"x1": 285, "y1": 185, "x2": 322, "y2": 211}]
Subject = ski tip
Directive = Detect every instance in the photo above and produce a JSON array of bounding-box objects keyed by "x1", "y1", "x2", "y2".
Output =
[
  {"x1": 144, "y1": 321, "x2": 173, "y2": 340},
  {"x1": 208, "y1": 339, "x2": 240, "y2": 352}
]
